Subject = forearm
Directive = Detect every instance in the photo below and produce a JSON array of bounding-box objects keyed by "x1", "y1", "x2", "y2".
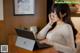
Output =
[
  {"x1": 37, "y1": 23, "x2": 52, "y2": 39},
  {"x1": 46, "y1": 41, "x2": 75, "y2": 53},
  {"x1": 53, "y1": 43, "x2": 75, "y2": 53}
]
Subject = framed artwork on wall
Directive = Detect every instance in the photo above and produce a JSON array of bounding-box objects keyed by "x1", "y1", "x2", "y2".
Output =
[
  {"x1": 55, "y1": 0, "x2": 80, "y2": 4},
  {"x1": 69, "y1": 4, "x2": 80, "y2": 17},
  {"x1": 14, "y1": 0, "x2": 35, "y2": 15},
  {"x1": 0, "y1": 0, "x2": 3, "y2": 20}
]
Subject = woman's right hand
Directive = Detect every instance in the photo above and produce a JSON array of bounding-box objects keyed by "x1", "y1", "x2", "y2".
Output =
[{"x1": 48, "y1": 13, "x2": 56, "y2": 26}]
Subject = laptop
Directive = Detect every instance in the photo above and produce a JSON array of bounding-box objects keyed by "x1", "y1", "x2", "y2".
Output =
[{"x1": 15, "y1": 28, "x2": 52, "y2": 50}]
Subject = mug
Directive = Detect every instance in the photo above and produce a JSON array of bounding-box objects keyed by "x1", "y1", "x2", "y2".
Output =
[{"x1": 30, "y1": 26, "x2": 37, "y2": 35}]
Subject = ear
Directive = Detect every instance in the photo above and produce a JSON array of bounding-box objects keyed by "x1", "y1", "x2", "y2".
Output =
[
  {"x1": 63, "y1": 13, "x2": 66, "y2": 17},
  {"x1": 59, "y1": 12, "x2": 66, "y2": 18}
]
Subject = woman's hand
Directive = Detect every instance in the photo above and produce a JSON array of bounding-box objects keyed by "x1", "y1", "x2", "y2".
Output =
[
  {"x1": 48, "y1": 13, "x2": 57, "y2": 26},
  {"x1": 48, "y1": 14, "x2": 54, "y2": 25},
  {"x1": 39, "y1": 39, "x2": 48, "y2": 44}
]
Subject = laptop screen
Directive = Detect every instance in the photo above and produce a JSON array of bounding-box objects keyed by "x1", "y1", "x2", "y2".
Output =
[{"x1": 15, "y1": 28, "x2": 35, "y2": 40}]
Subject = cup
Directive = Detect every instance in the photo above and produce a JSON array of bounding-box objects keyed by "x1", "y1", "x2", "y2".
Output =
[{"x1": 30, "y1": 26, "x2": 37, "y2": 35}]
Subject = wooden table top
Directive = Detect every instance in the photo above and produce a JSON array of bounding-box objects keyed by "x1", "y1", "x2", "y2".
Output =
[
  {"x1": 34, "y1": 48, "x2": 58, "y2": 53},
  {"x1": 8, "y1": 34, "x2": 58, "y2": 53},
  {"x1": 15, "y1": 47, "x2": 58, "y2": 53}
]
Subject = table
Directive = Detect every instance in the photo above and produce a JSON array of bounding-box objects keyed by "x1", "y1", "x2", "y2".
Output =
[
  {"x1": 8, "y1": 34, "x2": 58, "y2": 53},
  {"x1": 15, "y1": 47, "x2": 58, "y2": 53},
  {"x1": 34, "y1": 48, "x2": 58, "y2": 53}
]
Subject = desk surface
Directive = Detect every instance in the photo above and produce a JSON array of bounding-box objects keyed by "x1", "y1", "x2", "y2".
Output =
[
  {"x1": 34, "y1": 48, "x2": 58, "y2": 53},
  {"x1": 8, "y1": 35, "x2": 58, "y2": 53},
  {"x1": 15, "y1": 47, "x2": 58, "y2": 53}
]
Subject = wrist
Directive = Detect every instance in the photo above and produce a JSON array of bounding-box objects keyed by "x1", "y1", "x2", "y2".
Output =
[
  {"x1": 48, "y1": 22, "x2": 53, "y2": 26},
  {"x1": 47, "y1": 22, "x2": 52, "y2": 28}
]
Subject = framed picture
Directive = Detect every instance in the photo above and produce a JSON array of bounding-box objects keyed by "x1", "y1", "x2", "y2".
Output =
[
  {"x1": 69, "y1": 4, "x2": 80, "y2": 17},
  {"x1": 0, "y1": 0, "x2": 3, "y2": 20},
  {"x1": 14, "y1": 0, "x2": 35, "y2": 15},
  {"x1": 55, "y1": 0, "x2": 80, "y2": 4}
]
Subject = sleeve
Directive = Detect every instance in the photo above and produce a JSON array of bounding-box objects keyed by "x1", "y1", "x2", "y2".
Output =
[
  {"x1": 76, "y1": 32, "x2": 80, "y2": 44},
  {"x1": 46, "y1": 24, "x2": 75, "y2": 53},
  {"x1": 37, "y1": 23, "x2": 52, "y2": 40}
]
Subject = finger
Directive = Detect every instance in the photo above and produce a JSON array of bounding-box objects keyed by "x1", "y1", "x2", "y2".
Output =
[
  {"x1": 49, "y1": 17, "x2": 51, "y2": 20},
  {"x1": 49, "y1": 17, "x2": 53, "y2": 21},
  {"x1": 49, "y1": 15, "x2": 51, "y2": 21},
  {"x1": 49, "y1": 15, "x2": 52, "y2": 20},
  {"x1": 48, "y1": 13, "x2": 51, "y2": 18}
]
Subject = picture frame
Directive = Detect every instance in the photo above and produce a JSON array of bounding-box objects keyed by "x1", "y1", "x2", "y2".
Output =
[
  {"x1": 69, "y1": 4, "x2": 80, "y2": 17},
  {"x1": 14, "y1": 0, "x2": 35, "y2": 15},
  {"x1": 55, "y1": 0, "x2": 80, "y2": 4},
  {"x1": 0, "y1": 0, "x2": 3, "y2": 20}
]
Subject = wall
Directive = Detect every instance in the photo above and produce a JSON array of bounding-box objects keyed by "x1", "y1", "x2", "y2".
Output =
[
  {"x1": 0, "y1": 0, "x2": 47, "y2": 43},
  {"x1": 71, "y1": 17, "x2": 80, "y2": 32},
  {"x1": 0, "y1": 21, "x2": 7, "y2": 43}
]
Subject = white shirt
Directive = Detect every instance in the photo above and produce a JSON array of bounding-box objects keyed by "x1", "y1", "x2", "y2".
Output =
[{"x1": 37, "y1": 23, "x2": 75, "y2": 53}]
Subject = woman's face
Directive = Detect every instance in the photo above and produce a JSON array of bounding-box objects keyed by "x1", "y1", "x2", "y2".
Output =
[{"x1": 50, "y1": 11, "x2": 60, "y2": 22}]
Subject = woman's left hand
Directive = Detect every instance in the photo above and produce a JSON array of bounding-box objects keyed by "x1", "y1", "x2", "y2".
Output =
[{"x1": 39, "y1": 39, "x2": 48, "y2": 44}]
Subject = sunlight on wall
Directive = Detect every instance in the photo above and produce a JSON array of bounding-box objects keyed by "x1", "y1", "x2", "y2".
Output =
[{"x1": 71, "y1": 17, "x2": 80, "y2": 32}]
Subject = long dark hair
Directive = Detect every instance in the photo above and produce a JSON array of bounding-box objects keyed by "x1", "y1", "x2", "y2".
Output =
[{"x1": 50, "y1": 4, "x2": 77, "y2": 47}]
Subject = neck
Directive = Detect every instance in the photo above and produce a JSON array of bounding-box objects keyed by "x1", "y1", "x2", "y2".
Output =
[{"x1": 57, "y1": 20, "x2": 64, "y2": 25}]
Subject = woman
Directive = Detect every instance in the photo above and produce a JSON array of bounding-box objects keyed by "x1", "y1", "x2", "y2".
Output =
[
  {"x1": 76, "y1": 32, "x2": 80, "y2": 53},
  {"x1": 37, "y1": 4, "x2": 76, "y2": 53}
]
